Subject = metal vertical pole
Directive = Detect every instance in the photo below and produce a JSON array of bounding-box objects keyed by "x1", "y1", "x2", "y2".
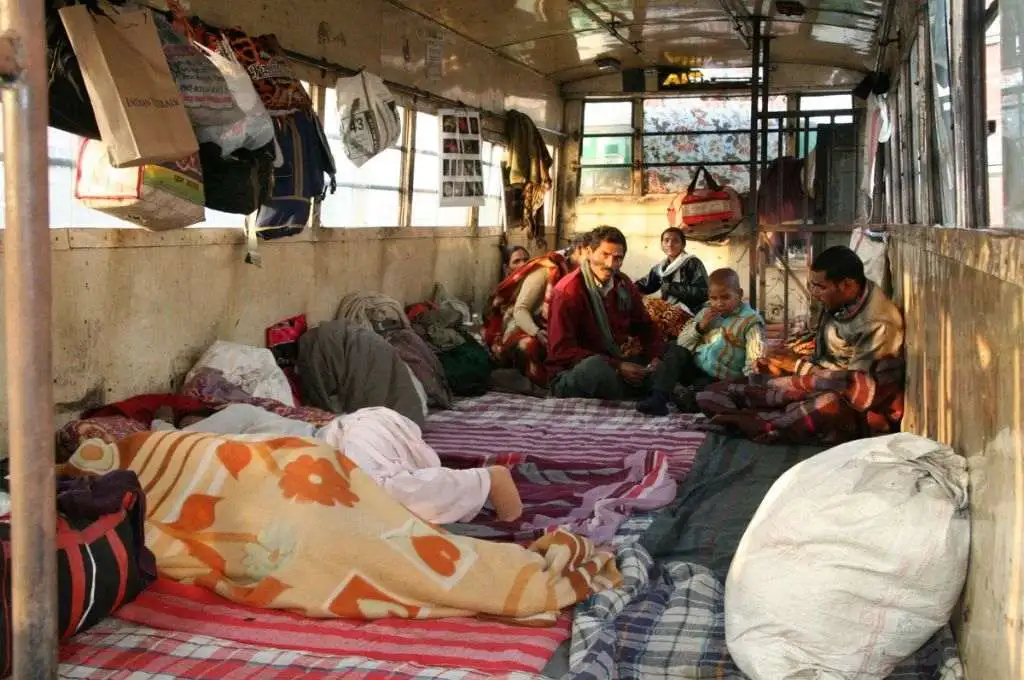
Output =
[
  {"x1": 759, "y1": 35, "x2": 772, "y2": 319},
  {"x1": 747, "y1": 18, "x2": 761, "y2": 308},
  {"x1": 0, "y1": 0, "x2": 58, "y2": 676},
  {"x1": 963, "y1": 0, "x2": 988, "y2": 227},
  {"x1": 950, "y1": 0, "x2": 988, "y2": 228}
]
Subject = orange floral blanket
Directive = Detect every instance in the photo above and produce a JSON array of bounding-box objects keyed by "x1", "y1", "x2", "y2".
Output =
[{"x1": 61, "y1": 431, "x2": 621, "y2": 624}]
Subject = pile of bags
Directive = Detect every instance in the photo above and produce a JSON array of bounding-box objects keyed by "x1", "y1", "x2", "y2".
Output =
[{"x1": 50, "y1": 0, "x2": 335, "y2": 236}]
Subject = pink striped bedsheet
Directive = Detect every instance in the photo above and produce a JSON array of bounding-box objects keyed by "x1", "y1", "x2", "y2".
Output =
[{"x1": 424, "y1": 394, "x2": 704, "y2": 543}]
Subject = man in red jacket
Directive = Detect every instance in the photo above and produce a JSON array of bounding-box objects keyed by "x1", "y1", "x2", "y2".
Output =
[{"x1": 546, "y1": 226, "x2": 665, "y2": 399}]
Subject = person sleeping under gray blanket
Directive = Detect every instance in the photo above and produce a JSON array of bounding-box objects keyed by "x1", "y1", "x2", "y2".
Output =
[{"x1": 297, "y1": 319, "x2": 425, "y2": 426}]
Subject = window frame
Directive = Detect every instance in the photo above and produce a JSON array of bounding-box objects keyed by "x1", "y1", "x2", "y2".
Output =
[
  {"x1": 576, "y1": 93, "x2": 862, "y2": 199},
  {"x1": 576, "y1": 98, "x2": 636, "y2": 197}
]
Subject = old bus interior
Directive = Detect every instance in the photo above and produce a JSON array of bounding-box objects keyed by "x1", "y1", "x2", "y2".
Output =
[{"x1": 0, "y1": 0, "x2": 1019, "y2": 678}]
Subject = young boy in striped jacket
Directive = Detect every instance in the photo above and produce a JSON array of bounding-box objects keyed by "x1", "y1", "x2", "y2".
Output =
[{"x1": 638, "y1": 268, "x2": 764, "y2": 416}]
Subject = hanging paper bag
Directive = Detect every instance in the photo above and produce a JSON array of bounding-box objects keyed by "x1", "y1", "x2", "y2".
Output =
[
  {"x1": 335, "y1": 71, "x2": 402, "y2": 167},
  {"x1": 676, "y1": 165, "x2": 741, "y2": 226},
  {"x1": 59, "y1": 4, "x2": 199, "y2": 167},
  {"x1": 74, "y1": 138, "x2": 204, "y2": 230}
]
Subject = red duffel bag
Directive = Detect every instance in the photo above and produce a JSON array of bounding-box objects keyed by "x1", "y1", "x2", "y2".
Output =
[{"x1": 669, "y1": 165, "x2": 742, "y2": 227}]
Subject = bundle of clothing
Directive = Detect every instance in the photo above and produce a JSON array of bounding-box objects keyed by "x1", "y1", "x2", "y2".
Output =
[
  {"x1": 297, "y1": 320, "x2": 427, "y2": 426},
  {"x1": 504, "y1": 110, "x2": 552, "y2": 244},
  {"x1": 408, "y1": 288, "x2": 492, "y2": 398},
  {"x1": 698, "y1": 357, "x2": 905, "y2": 446},
  {"x1": 336, "y1": 292, "x2": 453, "y2": 409}
]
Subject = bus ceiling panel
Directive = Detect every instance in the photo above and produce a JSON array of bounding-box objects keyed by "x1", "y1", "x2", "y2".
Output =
[
  {"x1": 387, "y1": 0, "x2": 881, "y2": 82},
  {"x1": 499, "y1": 21, "x2": 741, "y2": 78},
  {"x1": 389, "y1": 0, "x2": 729, "y2": 50}
]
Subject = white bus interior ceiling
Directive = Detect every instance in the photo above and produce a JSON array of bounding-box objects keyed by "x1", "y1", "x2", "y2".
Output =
[{"x1": 0, "y1": 0, "x2": 1020, "y2": 678}]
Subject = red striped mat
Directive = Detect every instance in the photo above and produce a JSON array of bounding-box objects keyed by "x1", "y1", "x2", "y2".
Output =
[{"x1": 115, "y1": 579, "x2": 569, "y2": 675}]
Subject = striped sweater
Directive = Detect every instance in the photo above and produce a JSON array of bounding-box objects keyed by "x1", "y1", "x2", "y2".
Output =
[{"x1": 678, "y1": 303, "x2": 764, "y2": 380}]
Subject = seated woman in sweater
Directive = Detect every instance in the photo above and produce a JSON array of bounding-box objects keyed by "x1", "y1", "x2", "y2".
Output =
[
  {"x1": 637, "y1": 268, "x2": 764, "y2": 416},
  {"x1": 482, "y1": 233, "x2": 592, "y2": 387},
  {"x1": 636, "y1": 228, "x2": 710, "y2": 314}
]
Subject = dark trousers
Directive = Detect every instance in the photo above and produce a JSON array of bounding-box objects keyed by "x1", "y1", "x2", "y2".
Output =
[
  {"x1": 550, "y1": 355, "x2": 652, "y2": 400},
  {"x1": 649, "y1": 345, "x2": 714, "y2": 394}
]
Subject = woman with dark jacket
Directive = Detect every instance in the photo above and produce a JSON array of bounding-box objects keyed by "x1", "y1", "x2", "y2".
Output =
[{"x1": 637, "y1": 228, "x2": 710, "y2": 314}]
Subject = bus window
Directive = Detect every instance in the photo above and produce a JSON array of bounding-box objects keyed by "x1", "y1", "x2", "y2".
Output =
[
  {"x1": 642, "y1": 95, "x2": 785, "y2": 195},
  {"x1": 983, "y1": 1, "x2": 1003, "y2": 226},
  {"x1": 319, "y1": 86, "x2": 404, "y2": 228},
  {"x1": 579, "y1": 100, "x2": 633, "y2": 195},
  {"x1": 479, "y1": 141, "x2": 505, "y2": 227},
  {"x1": 929, "y1": 0, "x2": 957, "y2": 225},
  {"x1": 410, "y1": 111, "x2": 471, "y2": 227},
  {"x1": 1002, "y1": 0, "x2": 1024, "y2": 227}
]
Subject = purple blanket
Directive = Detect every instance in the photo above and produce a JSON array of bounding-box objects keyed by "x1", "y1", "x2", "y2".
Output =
[{"x1": 424, "y1": 394, "x2": 705, "y2": 543}]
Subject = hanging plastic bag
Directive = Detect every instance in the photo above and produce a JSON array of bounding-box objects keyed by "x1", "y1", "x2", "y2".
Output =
[
  {"x1": 335, "y1": 71, "x2": 402, "y2": 167},
  {"x1": 150, "y1": 10, "x2": 244, "y2": 129},
  {"x1": 191, "y1": 39, "x2": 275, "y2": 157}
]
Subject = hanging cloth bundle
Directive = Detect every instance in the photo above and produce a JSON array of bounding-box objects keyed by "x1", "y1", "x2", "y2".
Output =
[{"x1": 504, "y1": 110, "x2": 553, "y2": 245}]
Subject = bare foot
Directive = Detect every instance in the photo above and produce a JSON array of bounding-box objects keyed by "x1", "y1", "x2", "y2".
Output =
[
  {"x1": 486, "y1": 466, "x2": 523, "y2": 522},
  {"x1": 710, "y1": 414, "x2": 767, "y2": 440}
]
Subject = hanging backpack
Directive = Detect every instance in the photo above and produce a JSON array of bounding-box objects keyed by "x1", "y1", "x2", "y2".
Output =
[{"x1": 253, "y1": 109, "x2": 337, "y2": 238}]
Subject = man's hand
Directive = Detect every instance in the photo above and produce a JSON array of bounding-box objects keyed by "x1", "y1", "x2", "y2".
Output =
[
  {"x1": 755, "y1": 354, "x2": 798, "y2": 376},
  {"x1": 535, "y1": 330, "x2": 548, "y2": 346},
  {"x1": 619, "y1": 362, "x2": 648, "y2": 385}
]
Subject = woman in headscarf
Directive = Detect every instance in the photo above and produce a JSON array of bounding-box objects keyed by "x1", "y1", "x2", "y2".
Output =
[
  {"x1": 636, "y1": 227, "x2": 709, "y2": 342},
  {"x1": 503, "y1": 245, "x2": 531, "y2": 277},
  {"x1": 483, "y1": 233, "x2": 592, "y2": 386},
  {"x1": 637, "y1": 227, "x2": 710, "y2": 313}
]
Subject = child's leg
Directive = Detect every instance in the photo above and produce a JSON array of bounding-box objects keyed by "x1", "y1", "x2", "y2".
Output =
[{"x1": 639, "y1": 345, "x2": 698, "y2": 415}]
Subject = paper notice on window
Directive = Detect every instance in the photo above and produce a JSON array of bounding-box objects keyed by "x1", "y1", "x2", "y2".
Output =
[
  {"x1": 438, "y1": 108, "x2": 485, "y2": 208},
  {"x1": 426, "y1": 32, "x2": 443, "y2": 81}
]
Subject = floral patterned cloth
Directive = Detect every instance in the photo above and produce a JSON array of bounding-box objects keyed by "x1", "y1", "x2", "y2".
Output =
[
  {"x1": 61, "y1": 431, "x2": 621, "y2": 624},
  {"x1": 643, "y1": 297, "x2": 693, "y2": 344}
]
